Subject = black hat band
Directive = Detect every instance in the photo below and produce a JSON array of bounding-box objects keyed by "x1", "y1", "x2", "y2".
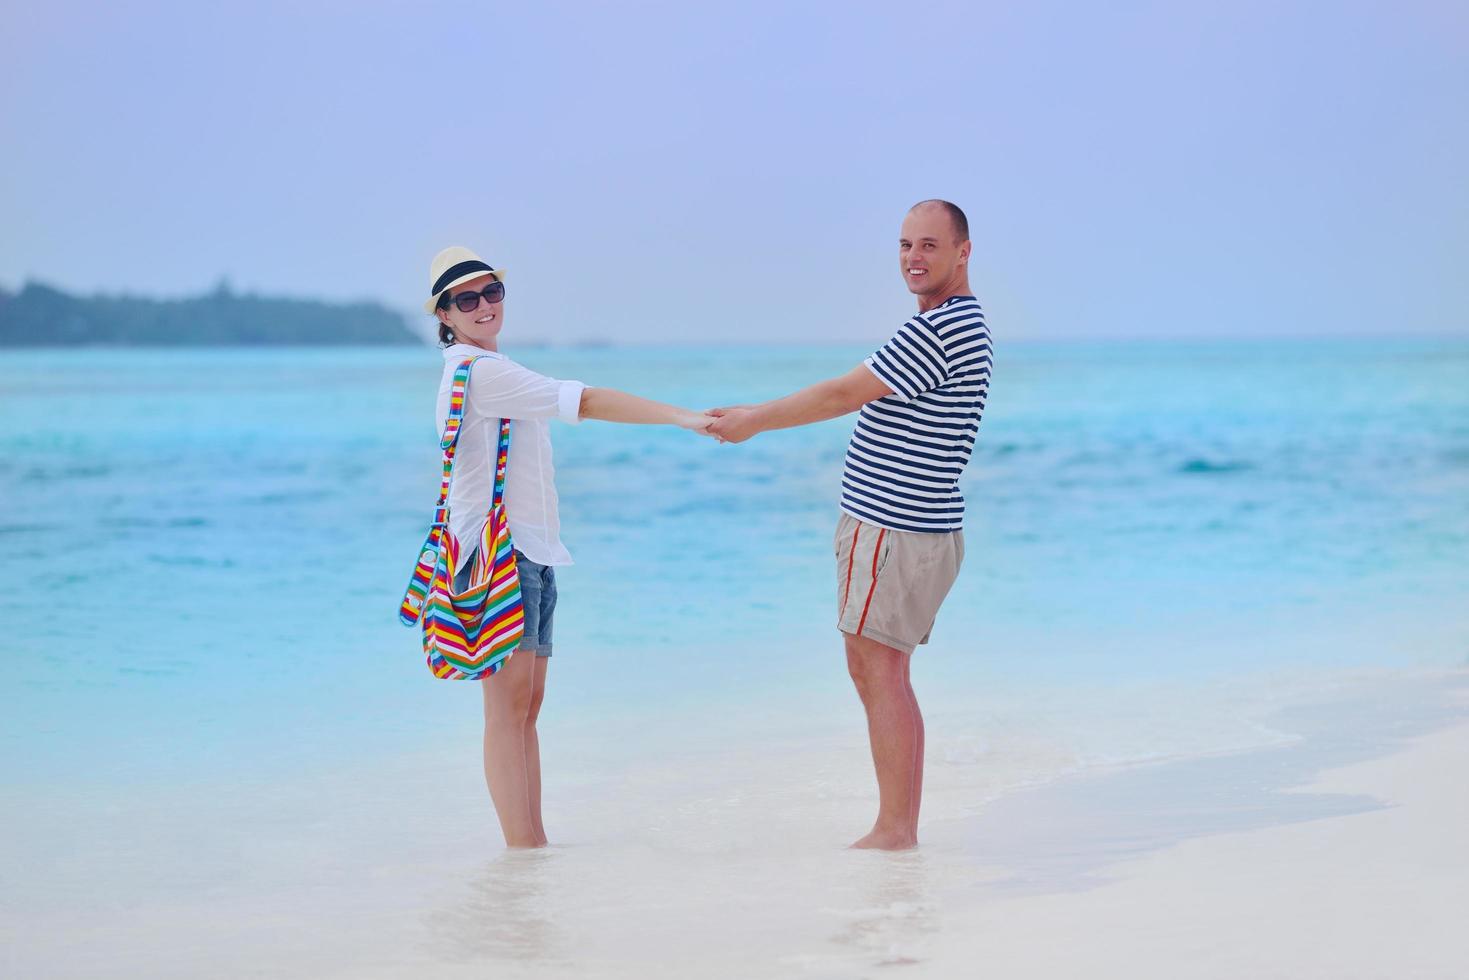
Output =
[{"x1": 432, "y1": 260, "x2": 496, "y2": 296}]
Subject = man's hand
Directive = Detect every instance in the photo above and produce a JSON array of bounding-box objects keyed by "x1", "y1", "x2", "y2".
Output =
[{"x1": 706, "y1": 406, "x2": 763, "y2": 444}]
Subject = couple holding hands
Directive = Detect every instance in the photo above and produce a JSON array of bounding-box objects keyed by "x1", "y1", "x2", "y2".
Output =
[{"x1": 424, "y1": 200, "x2": 991, "y2": 851}]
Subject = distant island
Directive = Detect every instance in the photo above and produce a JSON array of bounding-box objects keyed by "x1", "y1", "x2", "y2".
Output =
[{"x1": 0, "y1": 280, "x2": 423, "y2": 347}]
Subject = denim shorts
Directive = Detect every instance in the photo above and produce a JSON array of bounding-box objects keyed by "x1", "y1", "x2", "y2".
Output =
[{"x1": 454, "y1": 549, "x2": 557, "y2": 657}]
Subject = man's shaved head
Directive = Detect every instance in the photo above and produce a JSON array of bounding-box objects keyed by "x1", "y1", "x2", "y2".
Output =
[{"x1": 908, "y1": 199, "x2": 969, "y2": 244}]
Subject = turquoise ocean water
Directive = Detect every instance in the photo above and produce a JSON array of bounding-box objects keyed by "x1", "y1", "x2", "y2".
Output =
[
  {"x1": 3, "y1": 340, "x2": 1469, "y2": 978},
  {"x1": 1, "y1": 340, "x2": 1466, "y2": 793}
]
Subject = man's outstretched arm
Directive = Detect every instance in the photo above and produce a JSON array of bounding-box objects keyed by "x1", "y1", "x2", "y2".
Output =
[{"x1": 707, "y1": 365, "x2": 893, "y2": 444}]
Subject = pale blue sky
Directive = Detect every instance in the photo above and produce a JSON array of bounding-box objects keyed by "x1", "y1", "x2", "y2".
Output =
[{"x1": 2, "y1": 0, "x2": 1465, "y2": 342}]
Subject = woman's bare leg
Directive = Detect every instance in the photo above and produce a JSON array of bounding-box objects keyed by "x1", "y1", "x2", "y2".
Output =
[
  {"x1": 480, "y1": 650, "x2": 540, "y2": 848},
  {"x1": 525, "y1": 656, "x2": 550, "y2": 846}
]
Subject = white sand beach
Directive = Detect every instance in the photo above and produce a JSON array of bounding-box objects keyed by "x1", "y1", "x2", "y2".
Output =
[
  {"x1": 3, "y1": 669, "x2": 1466, "y2": 979},
  {"x1": 921, "y1": 701, "x2": 1469, "y2": 979}
]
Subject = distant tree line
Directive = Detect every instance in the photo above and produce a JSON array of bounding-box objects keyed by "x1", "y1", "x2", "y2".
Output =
[{"x1": 0, "y1": 280, "x2": 422, "y2": 346}]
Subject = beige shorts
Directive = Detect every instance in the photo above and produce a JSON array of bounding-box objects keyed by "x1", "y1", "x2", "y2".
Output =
[{"x1": 835, "y1": 512, "x2": 964, "y2": 655}]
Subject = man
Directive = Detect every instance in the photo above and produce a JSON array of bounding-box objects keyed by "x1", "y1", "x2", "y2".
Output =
[{"x1": 708, "y1": 200, "x2": 992, "y2": 850}]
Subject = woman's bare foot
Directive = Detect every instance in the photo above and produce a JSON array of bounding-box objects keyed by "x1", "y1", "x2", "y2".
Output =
[
  {"x1": 505, "y1": 838, "x2": 547, "y2": 850},
  {"x1": 849, "y1": 827, "x2": 918, "y2": 850}
]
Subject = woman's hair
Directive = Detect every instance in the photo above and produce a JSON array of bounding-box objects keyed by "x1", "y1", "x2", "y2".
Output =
[{"x1": 434, "y1": 293, "x2": 454, "y2": 346}]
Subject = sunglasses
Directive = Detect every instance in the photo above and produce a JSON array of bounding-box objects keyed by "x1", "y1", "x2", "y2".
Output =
[{"x1": 447, "y1": 281, "x2": 506, "y2": 313}]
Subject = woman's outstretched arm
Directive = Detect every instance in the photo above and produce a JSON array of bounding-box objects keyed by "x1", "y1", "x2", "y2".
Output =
[{"x1": 579, "y1": 388, "x2": 713, "y2": 433}]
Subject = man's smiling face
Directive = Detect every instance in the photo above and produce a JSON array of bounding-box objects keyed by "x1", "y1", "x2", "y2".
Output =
[{"x1": 899, "y1": 204, "x2": 969, "y2": 299}]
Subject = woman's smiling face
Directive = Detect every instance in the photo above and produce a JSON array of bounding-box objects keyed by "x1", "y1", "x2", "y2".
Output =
[{"x1": 438, "y1": 273, "x2": 506, "y2": 347}]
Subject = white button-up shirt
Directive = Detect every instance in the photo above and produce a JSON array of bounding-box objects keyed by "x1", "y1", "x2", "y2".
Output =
[{"x1": 436, "y1": 344, "x2": 586, "y2": 567}]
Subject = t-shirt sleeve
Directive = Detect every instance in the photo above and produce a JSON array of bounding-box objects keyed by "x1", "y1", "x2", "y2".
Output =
[
  {"x1": 863, "y1": 315, "x2": 949, "y2": 400},
  {"x1": 465, "y1": 357, "x2": 586, "y2": 424}
]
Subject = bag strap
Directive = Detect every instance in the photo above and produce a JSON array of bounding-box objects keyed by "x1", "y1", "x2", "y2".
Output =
[
  {"x1": 472, "y1": 412, "x2": 513, "y2": 583},
  {"x1": 399, "y1": 356, "x2": 507, "y2": 625}
]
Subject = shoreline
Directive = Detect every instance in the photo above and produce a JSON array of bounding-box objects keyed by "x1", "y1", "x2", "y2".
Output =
[
  {"x1": 926, "y1": 667, "x2": 1469, "y2": 892},
  {"x1": 4, "y1": 667, "x2": 1467, "y2": 978},
  {"x1": 915, "y1": 679, "x2": 1469, "y2": 979}
]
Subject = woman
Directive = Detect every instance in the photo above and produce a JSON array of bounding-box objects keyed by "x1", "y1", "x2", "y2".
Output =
[{"x1": 425, "y1": 246, "x2": 710, "y2": 848}]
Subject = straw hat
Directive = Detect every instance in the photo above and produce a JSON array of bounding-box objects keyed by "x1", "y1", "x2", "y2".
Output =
[{"x1": 424, "y1": 246, "x2": 507, "y2": 314}]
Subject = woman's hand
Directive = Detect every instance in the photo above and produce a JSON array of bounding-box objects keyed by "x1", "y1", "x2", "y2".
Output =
[{"x1": 676, "y1": 409, "x2": 718, "y2": 436}]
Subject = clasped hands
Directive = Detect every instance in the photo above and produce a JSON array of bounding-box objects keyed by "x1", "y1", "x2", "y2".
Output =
[{"x1": 676, "y1": 405, "x2": 761, "y2": 444}]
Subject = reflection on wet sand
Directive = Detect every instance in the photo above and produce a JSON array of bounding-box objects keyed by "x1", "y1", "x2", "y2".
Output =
[
  {"x1": 425, "y1": 848, "x2": 567, "y2": 967},
  {"x1": 826, "y1": 851, "x2": 938, "y2": 969}
]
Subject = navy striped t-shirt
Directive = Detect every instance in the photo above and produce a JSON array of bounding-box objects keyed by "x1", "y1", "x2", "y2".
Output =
[{"x1": 840, "y1": 295, "x2": 992, "y2": 533}]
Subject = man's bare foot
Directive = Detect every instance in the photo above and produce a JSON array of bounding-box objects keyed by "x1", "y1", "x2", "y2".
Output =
[{"x1": 849, "y1": 827, "x2": 918, "y2": 850}]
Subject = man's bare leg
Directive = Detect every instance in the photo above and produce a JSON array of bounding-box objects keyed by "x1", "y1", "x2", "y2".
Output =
[
  {"x1": 525, "y1": 656, "x2": 550, "y2": 846},
  {"x1": 845, "y1": 632, "x2": 922, "y2": 850},
  {"x1": 481, "y1": 650, "x2": 541, "y2": 848},
  {"x1": 905, "y1": 665, "x2": 925, "y2": 831}
]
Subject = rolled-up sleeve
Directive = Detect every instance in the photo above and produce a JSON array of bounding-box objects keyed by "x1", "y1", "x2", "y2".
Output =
[
  {"x1": 466, "y1": 357, "x2": 586, "y2": 424},
  {"x1": 556, "y1": 380, "x2": 586, "y2": 424}
]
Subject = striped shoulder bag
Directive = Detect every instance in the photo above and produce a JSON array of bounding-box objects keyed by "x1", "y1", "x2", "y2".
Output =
[{"x1": 398, "y1": 356, "x2": 525, "y2": 679}]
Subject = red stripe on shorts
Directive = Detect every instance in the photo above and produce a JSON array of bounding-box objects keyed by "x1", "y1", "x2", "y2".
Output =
[
  {"x1": 840, "y1": 522, "x2": 861, "y2": 617},
  {"x1": 856, "y1": 528, "x2": 887, "y2": 636}
]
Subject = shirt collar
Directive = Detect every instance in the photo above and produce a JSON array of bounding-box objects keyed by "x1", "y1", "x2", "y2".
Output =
[{"x1": 443, "y1": 343, "x2": 505, "y2": 361}]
